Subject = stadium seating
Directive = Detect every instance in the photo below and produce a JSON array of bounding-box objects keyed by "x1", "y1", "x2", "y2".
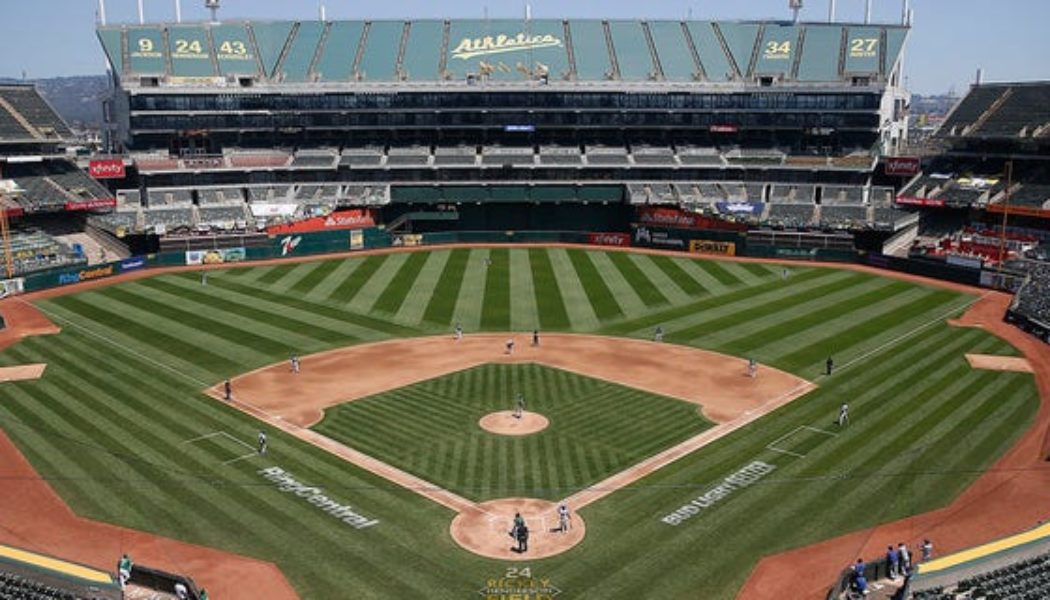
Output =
[
  {"x1": 631, "y1": 147, "x2": 677, "y2": 166},
  {"x1": 820, "y1": 205, "x2": 870, "y2": 230},
  {"x1": 340, "y1": 149, "x2": 385, "y2": 167},
  {"x1": 941, "y1": 85, "x2": 1006, "y2": 135},
  {"x1": 584, "y1": 146, "x2": 630, "y2": 166},
  {"x1": 5, "y1": 160, "x2": 111, "y2": 212},
  {"x1": 433, "y1": 147, "x2": 478, "y2": 166},
  {"x1": 228, "y1": 151, "x2": 291, "y2": 169},
  {"x1": 147, "y1": 188, "x2": 193, "y2": 207},
  {"x1": 1009, "y1": 184, "x2": 1050, "y2": 209},
  {"x1": 1013, "y1": 263, "x2": 1050, "y2": 326},
  {"x1": 821, "y1": 185, "x2": 866, "y2": 205},
  {"x1": 767, "y1": 203, "x2": 815, "y2": 229},
  {"x1": 481, "y1": 146, "x2": 535, "y2": 166},
  {"x1": 143, "y1": 207, "x2": 194, "y2": 233},
  {"x1": 676, "y1": 147, "x2": 725, "y2": 166},
  {"x1": 386, "y1": 147, "x2": 432, "y2": 167},
  {"x1": 5, "y1": 228, "x2": 86, "y2": 275},
  {"x1": 132, "y1": 154, "x2": 180, "y2": 171},
  {"x1": 976, "y1": 85, "x2": 1050, "y2": 137},
  {"x1": 0, "y1": 570, "x2": 78, "y2": 600},
  {"x1": 912, "y1": 550, "x2": 1050, "y2": 600},
  {"x1": 0, "y1": 85, "x2": 72, "y2": 139},
  {"x1": 290, "y1": 151, "x2": 337, "y2": 168},
  {"x1": 538, "y1": 146, "x2": 583, "y2": 166}
]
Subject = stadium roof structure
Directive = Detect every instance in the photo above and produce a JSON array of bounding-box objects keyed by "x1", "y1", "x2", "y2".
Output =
[
  {"x1": 98, "y1": 19, "x2": 908, "y2": 90},
  {"x1": 938, "y1": 81, "x2": 1050, "y2": 141},
  {"x1": 0, "y1": 85, "x2": 73, "y2": 145}
]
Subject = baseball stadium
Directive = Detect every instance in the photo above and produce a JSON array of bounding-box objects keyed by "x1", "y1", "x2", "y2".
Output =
[{"x1": 0, "y1": 1, "x2": 1048, "y2": 599}]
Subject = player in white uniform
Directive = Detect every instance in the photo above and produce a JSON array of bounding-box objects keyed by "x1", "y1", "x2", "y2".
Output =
[
  {"x1": 258, "y1": 430, "x2": 268, "y2": 454},
  {"x1": 558, "y1": 503, "x2": 571, "y2": 533},
  {"x1": 838, "y1": 403, "x2": 850, "y2": 427}
]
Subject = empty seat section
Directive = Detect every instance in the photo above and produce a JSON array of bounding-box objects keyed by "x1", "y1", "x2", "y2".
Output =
[
  {"x1": 402, "y1": 20, "x2": 443, "y2": 81},
  {"x1": 357, "y1": 21, "x2": 403, "y2": 81},
  {"x1": 608, "y1": 21, "x2": 653, "y2": 81},
  {"x1": 687, "y1": 22, "x2": 734, "y2": 81},
  {"x1": 314, "y1": 21, "x2": 364, "y2": 81},
  {"x1": 280, "y1": 21, "x2": 325, "y2": 82},
  {"x1": 648, "y1": 21, "x2": 698, "y2": 81},
  {"x1": 568, "y1": 21, "x2": 612, "y2": 80}
]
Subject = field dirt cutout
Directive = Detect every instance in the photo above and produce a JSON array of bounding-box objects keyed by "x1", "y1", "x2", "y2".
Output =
[
  {"x1": 218, "y1": 333, "x2": 813, "y2": 428},
  {"x1": 0, "y1": 363, "x2": 46, "y2": 382},
  {"x1": 450, "y1": 498, "x2": 585, "y2": 561},
  {"x1": 479, "y1": 411, "x2": 549, "y2": 436},
  {"x1": 966, "y1": 353, "x2": 1034, "y2": 373}
]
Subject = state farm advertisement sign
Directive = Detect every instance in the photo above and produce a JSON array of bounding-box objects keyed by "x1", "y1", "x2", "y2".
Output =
[
  {"x1": 883, "y1": 156, "x2": 920, "y2": 177},
  {"x1": 266, "y1": 209, "x2": 375, "y2": 235},
  {"x1": 635, "y1": 206, "x2": 748, "y2": 232},
  {"x1": 88, "y1": 159, "x2": 126, "y2": 179},
  {"x1": 588, "y1": 232, "x2": 631, "y2": 247}
]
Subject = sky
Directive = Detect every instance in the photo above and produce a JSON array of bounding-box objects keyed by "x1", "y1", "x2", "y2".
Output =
[{"x1": 0, "y1": 0, "x2": 1047, "y2": 95}]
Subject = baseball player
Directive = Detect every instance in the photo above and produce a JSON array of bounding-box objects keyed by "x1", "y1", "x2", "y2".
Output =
[
  {"x1": 838, "y1": 403, "x2": 850, "y2": 427},
  {"x1": 290, "y1": 353, "x2": 300, "y2": 373},
  {"x1": 258, "y1": 430, "x2": 268, "y2": 454},
  {"x1": 654, "y1": 326, "x2": 664, "y2": 342},
  {"x1": 454, "y1": 323, "x2": 463, "y2": 341},
  {"x1": 223, "y1": 379, "x2": 231, "y2": 402},
  {"x1": 505, "y1": 338, "x2": 515, "y2": 355},
  {"x1": 558, "y1": 503, "x2": 572, "y2": 533},
  {"x1": 514, "y1": 393, "x2": 525, "y2": 419},
  {"x1": 201, "y1": 271, "x2": 207, "y2": 286},
  {"x1": 747, "y1": 358, "x2": 757, "y2": 378},
  {"x1": 532, "y1": 329, "x2": 540, "y2": 347}
]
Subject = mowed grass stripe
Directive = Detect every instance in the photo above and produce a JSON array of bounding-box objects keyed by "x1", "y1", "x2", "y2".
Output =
[
  {"x1": 715, "y1": 280, "x2": 914, "y2": 355},
  {"x1": 509, "y1": 249, "x2": 540, "y2": 331},
  {"x1": 289, "y1": 260, "x2": 342, "y2": 296},
  {"x1": 669, "y1": 271, "x2": 869, "y2": 342},
  {"x1": 372, "y1": 251, "x2": 430, "y2": 315},
  {"x1": 143, "y1": 276, "x2": 362, "y2": 345},
  {"x1": 694, "y1": 259, "x2": 743, "y2": 287},
  {"x1": 326, "y1": 254, "x2": 388, "y2": 304},
  {"x1": 599, "y1": 267, "x2": 831, "y2": 335},
  {"x1": 628, "y1": 254, "x2": 691, "y2": 305},
  {"x1": 96, "y1": 285, "x2": 292, "y2": 358},
  {"x1": 451, "y1": 249, "x2": 489, "y2": 331},
  {"x1": 480, "y1": 248, "x2": 511, "y2": 330},
  {"x1": 547, "y1": 249, "x2": 600, "y2": 330},
  {"x1": 348, "y1": 252, "x2": 410, "y2": 313},
  {"x1": 193, "y1": 273, "x2": 419, "y2": 338},
  {"x1": 271, "y1": 261, "x2": 327, "y2": 293},
  {"x1": 395, "y1": 250, "x2": 451, "y2": 326},
  {"x1": 254, "y1": 263, "x2": 300, "y2": 285},
  {"x1": 566, "y1": 250, "x2": 622, "y2": 321},
  {"x1": 126, "y1": 279, "x2": 325, "y2": 351},
  {"x1": 607, "y1": 252, "x2": 669, "y2": 307},
  {"x1": 304, "y1": 259, "x2": 361, "y2": 302},
  {"x1": 528, "y1": 248, "x2": 571, "y2": 330},
  {"x1": 587, "y1": 252, "x2": 649, "y2": 317},
  {"x1": 647, "y1": 254, "x2": 707, "y2": 296},
  {"x1": 421, "y1": 249, "x2": 470, "y2": 326},
  {"x1": 774, "y1": 289, "x2": 967, "y2": 373},
  {"x1": 44, "y1": 294, "x2": 239, "y2": 375}
]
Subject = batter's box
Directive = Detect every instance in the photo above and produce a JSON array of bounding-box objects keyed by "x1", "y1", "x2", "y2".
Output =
[
  {"x1": 766, "y1": 425, "x2": 838, "y2": 459},
  {"x1": 182, "y1": 431, "x2": 257, "y2": 465}
]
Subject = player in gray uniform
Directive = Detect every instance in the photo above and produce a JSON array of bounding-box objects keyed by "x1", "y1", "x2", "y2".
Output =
[{"x1": 514, "y1": 393, "x2": 525, "y2": 419}]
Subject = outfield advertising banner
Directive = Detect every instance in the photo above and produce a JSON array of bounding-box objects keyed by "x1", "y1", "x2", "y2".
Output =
[
  {"x1": 588, "y1": 232, "x2": 631, "y2": 247},
  {"x1": 266, "y1": 209, "x2": 375, "y2": 235},
  {"x1": 185, "y1": 248, "x2": 247, "y2": 265},
  {"x1": 349, "y1": 229, "x2": 365, "y2": 251},
  {"x1": 689, "y1": 240, "x2": 736, "y2": 256},
  {"x1": 883, "y1": 156, "x2": 921, "y2": 177},
  {"x1": 56, "y1": 265, "x2": 116, "y2": 286},
  {"x1": 88, "y1": 159, "x2": 126, "y2": 179},
  {"x1": 119, "y1": 256, "x2": 147, "y2": 272}
]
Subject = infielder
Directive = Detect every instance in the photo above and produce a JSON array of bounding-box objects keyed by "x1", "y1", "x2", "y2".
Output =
[
  {"x1": 454, "y1": 323, "x2": 463, "y2": 341},
  {"x1": 223, "y1": 379, "x2": 232, "y2": 402},
  {"x1": 747, "y1": 358, "x2": 757, "y2": 378},
  {"x1": 654, "y1": 326, "x2": 664, "y2": 342},
  {"x1": 505, "y1": 338, "x2": 515, "y2": 355},
  {"x1": 258, "y1": 430, "x2": 268, "y2": 454},
  {"x1": 290, "y1": 353, "x2": 300, "y2": 373},
  {"x1": 514, "y1": 393, "x2": 525, "y2": 419},
  {"x1": 838, "y1": 403, "x2": 850, "y2": 427}
]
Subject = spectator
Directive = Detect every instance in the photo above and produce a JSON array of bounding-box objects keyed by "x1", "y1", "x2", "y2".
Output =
[
  {"x1": 898, "y1": 542, "x2": 911, "y2": 574},
  {"x1": 886, "y1": 545, "x2": 900, "y2": 579}
]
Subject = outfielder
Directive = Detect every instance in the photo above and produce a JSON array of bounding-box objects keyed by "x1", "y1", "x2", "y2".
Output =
[
  {"x1": 838, "y1": 403, "x2": 850, "y2": 427},
  {"x1": 258, "y1": 430, "x2": 268, "y2": 454}
]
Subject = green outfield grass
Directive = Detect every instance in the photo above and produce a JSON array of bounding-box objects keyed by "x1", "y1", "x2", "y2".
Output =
[
  {"x1": 314, "y1": 363, "x2": 712, "y2": 501},
  {"x1": 0, "y1": 247, "x2": 1037, "y2": 599}
]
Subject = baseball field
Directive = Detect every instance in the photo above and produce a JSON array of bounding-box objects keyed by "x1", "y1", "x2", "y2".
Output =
[{"x1": 0, "y1": 246, "x2": 1038, "y2": 598}]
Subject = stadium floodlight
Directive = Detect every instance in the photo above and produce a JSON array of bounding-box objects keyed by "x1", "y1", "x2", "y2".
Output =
[
  {"x1": 864, "y1": 0, "x2": 872, "y2": 24},
  {"x1": 205, "y1": 0, "x2": 220, "y2": 23}
]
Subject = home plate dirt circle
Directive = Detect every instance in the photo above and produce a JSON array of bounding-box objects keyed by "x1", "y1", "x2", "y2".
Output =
[
  {"x1": 478, "y1": 411, "x2": 549, "y2": 436},
  {"x1": 450, "y1": 498, "x2": 586, "y2": 560}
]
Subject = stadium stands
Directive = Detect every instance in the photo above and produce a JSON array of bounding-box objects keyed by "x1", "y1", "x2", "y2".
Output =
[
  {"x1": 290, "y1": 151, "x2": 337, "y2": 168},
  {"x1": 0, "y1": 85, "x2": 73, "y2": 140},
  {"x1": 5, "y1": 227, "x2": 86, "y2": 274},
  {"x1": 3, "y1": 160, "x2": 112, "y2": 212},
  {"x1": 941, "y1": 82, "x2": 1050, "y2": 138},
  {"x1": 1013, "y1": 263, "x2": 1050, "y2": 327},
  {"x1": 481, "y1": 146, "x2": 535, "y2": 166}
]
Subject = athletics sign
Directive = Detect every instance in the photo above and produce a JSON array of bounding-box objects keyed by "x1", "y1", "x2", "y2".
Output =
[{"x1": 451, "y1": 32, "x2": 563, "y2": 60}]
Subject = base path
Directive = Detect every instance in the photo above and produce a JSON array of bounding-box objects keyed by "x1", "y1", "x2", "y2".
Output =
[
  {"x1": 0, "y1": 364, "x2": 46, "y2": 382},
  {"x1": 219, "y1": 333, "x2": 811, "y2": 427},
  {"x1": 737, "y1": 292, "x2": 1050, "y2": 600},
  {"x1": 479, "y1": 411, "x2": 549, "y2": 436}
]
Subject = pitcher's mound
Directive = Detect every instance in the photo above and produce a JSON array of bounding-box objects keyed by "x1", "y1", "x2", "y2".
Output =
[
  {"x1": 479, "y1": 411, "x2": 549, "y2": 436},
  {"x1": 450, "y1": 498, "x2": 585, "y2": 560}
]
